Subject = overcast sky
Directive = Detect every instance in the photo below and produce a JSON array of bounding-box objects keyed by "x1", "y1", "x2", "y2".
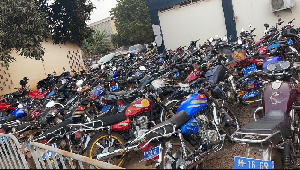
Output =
[{"x1": 86, "y1": 0, "x2": 118, "y2": 25}]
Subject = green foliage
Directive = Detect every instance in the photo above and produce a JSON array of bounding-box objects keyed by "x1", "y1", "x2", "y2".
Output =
[
  {"x1": 110, "y1": 0, "x2": 154, "y2": 45},
  {"x1": 111, "y1": 33, "x2": 129, "y2": 48},
  {"x1": 48, "y1": 0, "x2": 94, "y2": 45},
  {"x1": 0, "y1": 0, "x2": 49, "y2": 65},
  {"x1": 0, "y1": 0, "x2": 94, "y2": 66},
  {"x1": 81, "y1": 30, "x2": 111, "y2": 58}
]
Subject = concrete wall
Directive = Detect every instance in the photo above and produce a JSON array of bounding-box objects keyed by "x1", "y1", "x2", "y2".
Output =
[
  {"x1": 0, "y1": 38, "x2": 85, "y2": 95},
  {"x1": 232, "y1": 0, "x2": 300, "y2": 42},
  {"x1": 157, "y1": 0, "x2": 227, "y2": 50},
  {"x1": 155, "y1": 0, "x2": 300, "y2": 50}
]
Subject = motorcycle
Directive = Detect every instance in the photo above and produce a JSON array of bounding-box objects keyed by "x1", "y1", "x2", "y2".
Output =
[
  {"x1": 91, "y1": 64, "x2": 240, "y2": 169},
  {"x1": 231, "y1": 59, "x2": 300, "y2": 169}
]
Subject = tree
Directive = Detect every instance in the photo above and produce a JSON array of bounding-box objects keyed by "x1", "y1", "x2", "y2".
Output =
[
  {"x1": 48, "y1": 0, "x2": 94, "y2": 45},
  {"x1": 81, "y1": 30, "x2": 111, "y2": 58},
  {"x1": 0, "y1": 0, "x2": 49, "y2": 66},
  {"x1": 111, "y1": 33, "x2": 129, "y2": 48},
  {"x1": 0, "y1": 0, "x2": 94, "y2": 66},
  {"x1": 110, "y1": 0, "x2": 154, "y2": 45}
]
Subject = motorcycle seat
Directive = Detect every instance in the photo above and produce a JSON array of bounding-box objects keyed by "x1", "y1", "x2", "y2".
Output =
[
  {"x1": 111, "y1": 90, "x2": 130, "y2": 96},
  {"x1": 241, "y1": 109, "x2": 287, "y2": 134},
  {"x1": 145, "y1": 110, "x2": 190, "y2": 141},
  {"x1": 83, "y1": 112, "x2": 127, "y2": 128},
  {"x1": 41, "y1": 119, "x2": 74, "y2": 139}
]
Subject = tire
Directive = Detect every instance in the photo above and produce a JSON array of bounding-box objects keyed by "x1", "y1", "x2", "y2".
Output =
[
  {"x1": 272, "y1": 148, "x2": 283, "y2": 169},
  {"x1": 219, "y1": 103, "x2": 240, "y2": 141},
  {"x1": 156, "y1": 139, "x2": 185, "y2": 169},
  {"x1": 86, "y1": 131, "x2": 128, "y2": 168}
]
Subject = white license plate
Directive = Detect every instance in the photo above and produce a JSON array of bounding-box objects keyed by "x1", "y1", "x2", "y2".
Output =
[{"x1": 234, "y1": 156, "x2": 274, "y2": 169}]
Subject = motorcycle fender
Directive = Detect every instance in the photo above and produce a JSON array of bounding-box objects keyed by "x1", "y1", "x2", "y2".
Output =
[{"x1": 181, "y1": 118, "x2": 199, "y2": 134}]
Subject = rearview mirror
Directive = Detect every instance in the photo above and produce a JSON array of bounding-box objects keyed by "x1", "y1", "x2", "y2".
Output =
[{"x1": 264, "y1": 23, "x2": 269, "y2": 28}]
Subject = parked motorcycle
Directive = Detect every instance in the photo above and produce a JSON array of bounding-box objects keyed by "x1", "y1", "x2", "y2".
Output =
[{"x1": 231, "y1": 59, "x2": 300, "y2": 169}]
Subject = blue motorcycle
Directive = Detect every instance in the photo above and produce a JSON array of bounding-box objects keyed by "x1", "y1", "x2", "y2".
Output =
[{"x1": 93, "y1": 66, "x2": 240, "y2": 169}]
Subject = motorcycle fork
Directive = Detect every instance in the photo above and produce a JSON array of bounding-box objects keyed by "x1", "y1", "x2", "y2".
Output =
[{"x1": 178, "y1": 132, "x2": 188, "y2": 159}]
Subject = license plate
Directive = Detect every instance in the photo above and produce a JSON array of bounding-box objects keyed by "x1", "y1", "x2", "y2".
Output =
[
  {"x1": 118, "y1": 104, "x2": 127, "y2": 113},
  {"x1": 234, "y1": 156, "x2": 274, "y2": 169},
  {"x1": 243, "y1": 90, "x2": 258, "y2": 99},
  {"x1": 42, "y1": 143, "x2": 57, "y2": 160},
  {"x1": 101, "y1": 105, "x2": 111, "y2": 113},
  {"x1": 140, "y1": 146, "x2": 160, "y2": 162}
]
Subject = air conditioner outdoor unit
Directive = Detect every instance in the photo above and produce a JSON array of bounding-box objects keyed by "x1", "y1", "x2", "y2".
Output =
[{"x1": 271, "y1": 0, "x2": 295, "y2": 12}]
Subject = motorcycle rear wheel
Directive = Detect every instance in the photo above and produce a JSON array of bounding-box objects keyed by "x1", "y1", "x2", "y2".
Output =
[{"x1": 86, "y1": 131, "x2": 127, "y2": 168}]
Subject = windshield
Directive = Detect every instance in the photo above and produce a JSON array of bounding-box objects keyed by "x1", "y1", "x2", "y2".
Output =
[{"x1": 129, "y1": 45, "x2": 140, "y2": 51}]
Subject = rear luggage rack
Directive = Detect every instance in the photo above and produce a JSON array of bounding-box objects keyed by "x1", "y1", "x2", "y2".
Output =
[{"x1": 231, "y1": 130, "x2": 282, "y2": 143}]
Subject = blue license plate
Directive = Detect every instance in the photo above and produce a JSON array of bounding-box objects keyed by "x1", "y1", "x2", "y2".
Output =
[
  {"x1": 141, "y1": 146, "x2": 160, "y2": 162},
  {"x1": 101, "y1": 105, "x2": 111, "y2": 113},
  {"x1": 118, "y1": 104, "x2": 127, "y2": 113},
  {"x1": 234, "y1": 156, "x2": 274, "y2": 169},
  {"x1": 42, "y1": 143, "x2": 57, "y2": 160},
  {"x1": 243, "y1": 90, "x2": 259, "y2": 99}
]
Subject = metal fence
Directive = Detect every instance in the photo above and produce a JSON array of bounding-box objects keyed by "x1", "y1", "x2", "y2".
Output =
[
  {"x1": 0, "y1": 133, "x2": 29, "y2": 169},
  {"x1": 0, "y1": 133, "x2": 125, "y2": 169},
  {"x1": 29, "y1": 142, "x2": 125, "y2": 169}
]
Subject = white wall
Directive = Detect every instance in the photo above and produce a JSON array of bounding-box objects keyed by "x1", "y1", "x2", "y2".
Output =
[
  {"x1": 158, "y1": 0, "x2": 227, "y2": 50},
  {"x1": 232, "y1": 0, "x2": 300, "y2": 41}
]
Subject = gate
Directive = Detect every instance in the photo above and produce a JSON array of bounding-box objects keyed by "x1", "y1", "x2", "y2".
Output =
[
  {"x1": 0, "y1": 133, "x2": 124, "y2": 169},
  {"x1": 0, "y1": 133, "x2": 29, "y2": 169},
  {"x1": 28, "y1": 142, "x2": 125, "y2": 169}
]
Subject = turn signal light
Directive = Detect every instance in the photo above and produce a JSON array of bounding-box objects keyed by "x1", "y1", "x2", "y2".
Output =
[
  {"x1": 296, "y1": 83, "x2": 300, "y2": 89},
  {"x1": 238, "y1": 91, "x2": 245, "y2": 96},
  {"x1": 257, "y1": 62, "x2": 263, "y2": 66}
]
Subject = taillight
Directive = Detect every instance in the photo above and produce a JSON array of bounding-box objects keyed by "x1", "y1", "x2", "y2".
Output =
[
  {"x1": 102, "y1": 99, "x2": 110, "y2": 104},
  {"x1": 76, "y1": 106, "x2": 85, "y2": 111},
  {"x1": 74, "y1": 131, "x2": 82, "y2": 140},
  {"x1": 0, "y1": 129, "x2": 6, "y2": 134},
  {"x1": 139, "y1": 140, "x2": 152, "y2": 152},
  {"x1": 117, "y1": 99, "x2": 124, "y2": 105},
  {"x1": 38, "y1": 139, "x2": 48, "y2": 144},
  {"x1": 110, "y1": 81, "x2": 115, "y2": 87}
]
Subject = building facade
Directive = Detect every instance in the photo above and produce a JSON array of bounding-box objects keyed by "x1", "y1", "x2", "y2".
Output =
[
  {"x1": 88, "y1": 17, "x2": 117, "y2": 37},
  {"x1": 146, "y1": 0, "x2": 300, "y2": 52}
]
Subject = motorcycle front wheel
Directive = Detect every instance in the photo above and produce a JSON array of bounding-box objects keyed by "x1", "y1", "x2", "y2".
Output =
[
  {"x1": 86, "y1": 131, "x2": 128, "y2": 168},
  {"x1": 218, "y1": 103, "x2": 240, "y2": 141},
  {"x1": 156, "y1": 138, "x2": 200, "y2": 169},
  {"x1": 157, "y1": 139, "x2": 185, "y2": 169}
]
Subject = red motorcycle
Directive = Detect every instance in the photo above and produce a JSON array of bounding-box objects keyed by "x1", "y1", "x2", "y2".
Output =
[{"x1": 29, "y1": 81, "x2": 165, "y2": 168}]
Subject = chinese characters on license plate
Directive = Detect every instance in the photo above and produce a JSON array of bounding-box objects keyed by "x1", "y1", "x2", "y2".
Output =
[
  {"x1": 141, "y1": 146, "x2": 160, "y2": 162},
  {"x1": 234, "y1": 156, "x2": 274, "y2": 169}
]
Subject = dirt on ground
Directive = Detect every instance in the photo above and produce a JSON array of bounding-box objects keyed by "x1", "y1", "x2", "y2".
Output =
[{"x1": 122, "y1": 103, "x2": 255, "y2": 169}]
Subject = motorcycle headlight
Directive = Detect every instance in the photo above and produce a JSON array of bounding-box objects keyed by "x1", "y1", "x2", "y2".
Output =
[
  {"x1": 276, "y1": 75, "x2": 283, "y2": 80},
  {"x1": 267, "y1": 63, "x2": 276, "y2": 71},
  {"x1": 296, "y1": 83, "x2": 300, "y2": 89},
  {"x1": 280, "y1": 61, "x2": 290, "y2": 70}
]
